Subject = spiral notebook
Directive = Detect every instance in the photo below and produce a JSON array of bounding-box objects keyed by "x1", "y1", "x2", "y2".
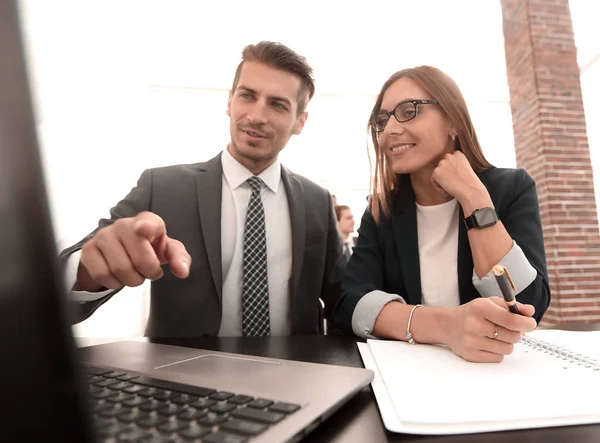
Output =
[{"x1": 357, "y1": 329, "x2": 600, "y2": 435}]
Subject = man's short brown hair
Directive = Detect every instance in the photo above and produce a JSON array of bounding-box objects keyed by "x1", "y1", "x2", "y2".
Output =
[{"x1": 231, "y1": 41, "x2": 315, "y2": 114}]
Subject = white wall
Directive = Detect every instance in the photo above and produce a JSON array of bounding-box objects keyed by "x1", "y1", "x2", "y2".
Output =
[
  {"x1": 580, "y1": 62, "x2": 600, "y2": 216},
  {"x1": 570, "y1": 0, "x2": 600, "y2": 217},
  {"x1": 19, "y1": 0, "x2": 521, "y2": 337}
]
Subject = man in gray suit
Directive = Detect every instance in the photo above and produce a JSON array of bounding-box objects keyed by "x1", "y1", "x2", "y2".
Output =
[{"x1": 60, "y1": 41, "x2": 345, "y2": 337}]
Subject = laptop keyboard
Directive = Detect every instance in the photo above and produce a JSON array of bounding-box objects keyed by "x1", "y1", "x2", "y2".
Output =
[{"x1": 84, "y1": 365, "x2": 302, "y2": 442}]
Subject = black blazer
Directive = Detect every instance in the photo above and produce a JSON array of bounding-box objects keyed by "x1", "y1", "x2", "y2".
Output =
[
  {"x1": 333, "y1": 167, "x2": 551, "y2": 333},
  {"x1": 60, "y1": 153, "x2": 346, "y2": 337}
]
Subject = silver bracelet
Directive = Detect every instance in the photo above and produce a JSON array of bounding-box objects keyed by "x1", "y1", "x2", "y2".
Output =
[{"x1": 406, "y1": 304, "x2": 424, "y2": 344}]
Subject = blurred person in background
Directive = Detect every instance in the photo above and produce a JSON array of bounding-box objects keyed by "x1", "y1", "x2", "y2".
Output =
[{"x1": 335, "y1": 205, "x2": 356, "y2": 260}]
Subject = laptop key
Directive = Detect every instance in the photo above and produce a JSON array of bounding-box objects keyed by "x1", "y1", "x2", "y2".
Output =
[
  {"x1": 221, "y1": 418, "x2": 267, "y2": 436},
  {"x1": 84, "y1": 366, "x2": 111, "y2": 376},
  {"x1": 106, "y1": 392, "x2": 135, "y2": 403},
  {"x1": 91, "y1": 389, "x2": 114, "y2": 400},
  {"x1": 136, "y1": 414, "x2": 169, "y2": 428},
  {"x1": 157, "y1": 403, "x2": 185, "y2": 416},
  {"x1": 92, "y1": 401, "x2": 113, "y2": 413},
  {"x1": 198, "y1": 412, "x2": 228, "y2": 426},
  {"x1": 179, "y1": 424, "x2": 211, "y2": 440},
  {"x1": 210, "y1": 391, "x2": 235, "y2": 401},
  {"x1": 190, "y1": 398, "x2": 217, "y2": 409},
  {"x1": 246, "y1": 399, "x2": 273, "y2": 409},
  {"x1": 153, "y1": 390, "x2": 174, "y2": 401},
  {"x1": 133, "y1": 387, "x2": 158, "y2": 397},
  {"x1": 269, "y1": 402, "x2": 301, "y2": 414},
  {"x1": 231, "y1": 408, "x2": 285, "y2": 424},
  {"x1": 209, "y1": 403, "x2": 237, "y2": 414},
  {"x1": 104, "y1": 371, "x2": 127, "y2": 379},
  {"x1": 157, "y1": 419, "x2": 186, "y2": 433},
  {"x1": 116, "y1": 374, "x2": 139, "y2": 382},
  {"x1": 95, "y1": 421, "x2": 131, "y2": 438},
  {"x1": 108, "y1": 381, "x2": 135, "y2": 391},
  {"x1": 143, "y1": 435, "x2": 180, "y2": 443},
  {"x1": 98, "y1": 405, "x2": 131, "y2": 418},
  {"x1": 203, "y1": 431, "x2": 248, "y2": 443},
  {"x1": 133, "y1": 376, "x2": 216, "y2": 397},
  {"x1": 227, "y1": 395, "x2": 254, "y2": 405},
  {"x1": 170, "y1": 393, "x2": 198, "y2": 405},
  {"x1": 115, "y1": 428, "x2": 153, "y2": 441},
  {"x1": 87, "y1": 375, "x2": 104, "y2": 384},
  {"x1": 122, "y1": 396, "x2": 148, "y2": 407},
  {"x1": 94, "y1": 378, "x2": 121, "y2": 388},
  {"x1": 177, "y1": 407, "x2": 207, "y2": 421},
  {"x1": 123, "y1": 384, "x2": 147, "y2": 394},
  {"x1": 117, "y1": 409, "x2": 149, "y2": 423},
  {"x1": 93, "y1": 417, "x2": 114, "y2": 428},
  {"x1": 139, "y1": 399, "x2": 168, "y2": 412}
]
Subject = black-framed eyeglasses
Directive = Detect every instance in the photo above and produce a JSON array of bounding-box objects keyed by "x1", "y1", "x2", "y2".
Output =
[{"x1": 371, "y1": 99, "x2": 438, "y2": 133}]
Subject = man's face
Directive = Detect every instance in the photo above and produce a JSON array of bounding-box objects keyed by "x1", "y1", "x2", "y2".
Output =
[
  {"x1": 338, "y1": 209, "x2": 355, "y2": 235},
  {"x1": 227, "y1": 61, "x2": 308, "y2": 174}
]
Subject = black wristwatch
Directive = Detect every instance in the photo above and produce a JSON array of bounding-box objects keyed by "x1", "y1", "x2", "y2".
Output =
[{"x1": 464, "y1": 207, "x2": 498, "y2": 230}]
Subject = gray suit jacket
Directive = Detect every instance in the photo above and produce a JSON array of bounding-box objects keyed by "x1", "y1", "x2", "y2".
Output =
[{"x1": 60, "y1": 153, "x2": 346, "y2": 337}]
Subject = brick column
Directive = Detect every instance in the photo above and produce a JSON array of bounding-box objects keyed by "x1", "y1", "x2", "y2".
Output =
[{"x1": 501, "y1": 0, "x2": 600, "y2": 326}]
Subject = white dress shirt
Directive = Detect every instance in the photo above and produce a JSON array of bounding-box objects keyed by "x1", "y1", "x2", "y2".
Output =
[
  {"x1": 68, "y1": 148, "x2": 293, "y2": 336},
  {"x1": 219, "y1": 147, "x2": 292, "y2": 336}
]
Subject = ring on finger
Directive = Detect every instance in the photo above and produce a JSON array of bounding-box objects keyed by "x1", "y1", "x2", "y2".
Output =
[{"x1": 493, "y1": 324, "x2": 499, "y2": 340}]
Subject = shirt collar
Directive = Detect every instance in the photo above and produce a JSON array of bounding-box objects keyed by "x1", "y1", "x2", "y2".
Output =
[{"x1": 221, "y1": 146, "x2": 281, "y2": 193}]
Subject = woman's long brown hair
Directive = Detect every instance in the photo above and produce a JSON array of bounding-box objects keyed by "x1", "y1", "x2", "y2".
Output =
[{"x1": 368, "y1": 66, "x2": 493, "y2": 222}]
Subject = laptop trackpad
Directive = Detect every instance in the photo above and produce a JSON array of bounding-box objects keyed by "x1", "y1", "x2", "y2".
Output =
[{"x1": 156, "y1": 353, "x2": 280, "y2": 377}]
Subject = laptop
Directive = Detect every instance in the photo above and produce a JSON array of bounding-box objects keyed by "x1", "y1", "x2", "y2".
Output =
[{"x1": 0, "y1": 1, "x2": 373, "y2": 441}]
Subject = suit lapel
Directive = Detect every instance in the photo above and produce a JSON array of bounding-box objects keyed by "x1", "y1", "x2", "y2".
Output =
[
  {"x1": 281, "y1": 167, "x2": 304, "y2": 301},
  {"x1": 392, "y1": 188, "x2": 422, "y2": 304},
  {"x1": 196, "y1": 154, "x2": 223, "y2": 300}
]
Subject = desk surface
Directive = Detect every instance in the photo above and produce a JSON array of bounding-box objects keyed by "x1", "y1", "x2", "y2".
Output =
[{"x1": 106, "y1": 335, "x2": 597, "y2": 443}]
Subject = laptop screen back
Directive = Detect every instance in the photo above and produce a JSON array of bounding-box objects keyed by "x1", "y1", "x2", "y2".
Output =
[{"x1": 0, "y1": 1, "x2": 92, "y2": 440}]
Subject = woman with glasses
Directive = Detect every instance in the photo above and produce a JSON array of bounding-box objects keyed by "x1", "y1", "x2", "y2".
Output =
[{"x1": 333, "y1": 66, "x2": 550, "y2": 363}]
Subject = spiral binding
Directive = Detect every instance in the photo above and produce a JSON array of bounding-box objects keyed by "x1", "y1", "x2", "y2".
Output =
[{"x1": 520, "y1": 335, "x2": 600, "y2": 371}]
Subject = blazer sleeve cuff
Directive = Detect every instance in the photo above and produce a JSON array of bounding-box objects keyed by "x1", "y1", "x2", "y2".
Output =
[
  {"x1": 67, "y1": 250, "x2": 112, "y2": 303},
  {"x1": 351, "y1": 290, "x2": 406, "y2": 339},
  {"x1": 472, "y1": 240, "x2": 537, "y2": 299},
  {"x1": 71, "y1": 290, "x2": 112, "y2": 303}
]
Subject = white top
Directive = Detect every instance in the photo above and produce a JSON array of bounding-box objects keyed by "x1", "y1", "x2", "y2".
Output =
[{"x1": 416, "y1": 199, "x2": 460, "y2": 307}]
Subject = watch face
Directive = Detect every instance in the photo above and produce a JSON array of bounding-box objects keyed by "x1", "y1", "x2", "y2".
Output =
[{"x1": 475, "y1": 208, "x2": 498, "y2": 227}]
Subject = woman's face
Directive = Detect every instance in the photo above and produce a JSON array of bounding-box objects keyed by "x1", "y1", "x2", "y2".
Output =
[{"x1": 377, "y1": 77, "x2": 455, "y2": 175}]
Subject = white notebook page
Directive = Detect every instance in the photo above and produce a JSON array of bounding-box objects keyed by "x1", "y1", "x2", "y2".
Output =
[{"x1": 360, "y1": 329, "x2": 600, "y2": 434}]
